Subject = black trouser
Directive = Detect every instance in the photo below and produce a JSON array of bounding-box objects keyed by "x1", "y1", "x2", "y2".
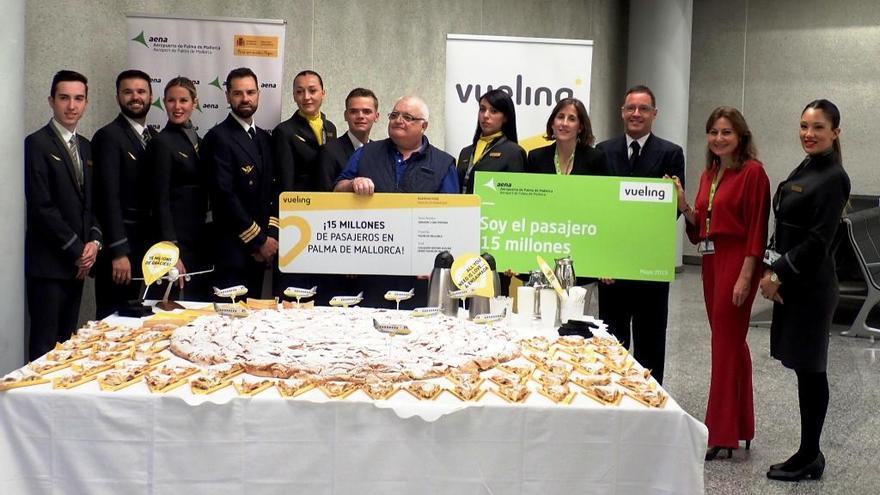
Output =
[
  {"x1": 598, "y1": 280, "x2": 670, "y2": 384},
  {"x1": 94, "y1": 250, "x2": 147, "y2": 319},
  {"x1": 26, "y1": 276, "x2": 83, "y2": 361},
  {"x1": 796, "y1": 370, "x2": 829, "y2": 458}
]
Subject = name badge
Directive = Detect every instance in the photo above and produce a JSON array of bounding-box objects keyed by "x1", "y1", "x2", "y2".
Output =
[
  {"x1": 790, "y1": 185, "x2": 803, "y2": 193},
  {"x1": 763, "y1": 249, "x2": 781, "y2": 266},
  {"x1": 697, "y1": 239, "x2": 715, "y2": 255},
  {"x1": 489, "y1": 152, "x2": 502, "y2": 157}
]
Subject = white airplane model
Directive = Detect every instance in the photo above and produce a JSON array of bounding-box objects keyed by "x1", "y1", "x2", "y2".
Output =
[
  {"x1": 384, "y1": 289, "x2": 414, "y2": 302},
  {"x1": 284, "y1": 286, "x2": 318, "y2": 300},
  {"x1": 135, "y1": 266, "x2": 215, "y2": 310},
  {"x1": 472, "y1": 308, "x2": 507, "y2": 325},
  {"x1": 411, "y1": 306, "x2": 441, "y2": 317},
  {"x1": 213, "y1": 285, "x2": 248, "y2": 302},
  {"x1": 329, "y1": 292, "x2": 364, "y2": 307},
  {"x1": 372, "y1": 318, "x2": 412, "y2": 336},
  {"x1": 448, "y1": 288, "x2": 476, "y2": 299}
]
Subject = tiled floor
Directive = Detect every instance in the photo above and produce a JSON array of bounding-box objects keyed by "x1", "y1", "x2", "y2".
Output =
[{"x1": 664, "y1": 266, "x2": 880, "y2": 494}]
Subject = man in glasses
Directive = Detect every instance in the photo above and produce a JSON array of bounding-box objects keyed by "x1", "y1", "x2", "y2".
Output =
[
  {"x1": 595, "y1": 84, "x2": 685, "y2": 385},
  {"x1": 334, "y1": 95, "x2": 458, "y2": 195},
  {"x1": 334, "y1": 96, "x2": 458, "y2": 308}
]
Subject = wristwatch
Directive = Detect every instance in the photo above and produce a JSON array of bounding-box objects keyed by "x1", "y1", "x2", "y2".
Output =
[
  {"x1": 92, "y1": 240, "x2": 102, "y2": 251},
  {"x1": 770, "y1": 272, "x2": 779, "y2": 284}
]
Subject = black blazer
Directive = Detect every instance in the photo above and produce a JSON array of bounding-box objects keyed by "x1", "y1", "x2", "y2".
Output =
[
  {"x1": 526, "y1": 142, "x2": 610, "y2": 176},
  {"x1": 272, "y1": 111, "x2": 337, "y2": 192},
  {"x1": 596, "y1": 133, "x2": 684, "y2": 181},
  {"x1": 317, "y1": 132, "x2": 356, "y2": 192},
  {"x1": 148, "y1": 123, "x2": 209, "y2": 265},
  {"x1": 769, "y1": 151, "x2": 851, "y2": 371},
  {"x1": 92, "y1": 113, "x2": 158, "y2": 258},
  {"x1": 25, "y1": 123, "x2": 101, "y2": 279},
  {"x1": 457, "y1": 136, "x2": 527, "y2": 194},
  {"x1": 201, "y1": 114, "x2": 278, "y2": 269}
]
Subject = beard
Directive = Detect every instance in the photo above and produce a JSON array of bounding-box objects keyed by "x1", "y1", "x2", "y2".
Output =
[
  {"x1": 120, "y1": 100, "x2": 149, "y2": 120},
  {"x1": 232, "y1": 103, "x2": 257, "y2": 119}
]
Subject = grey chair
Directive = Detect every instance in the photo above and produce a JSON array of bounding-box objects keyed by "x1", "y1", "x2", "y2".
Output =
[{"x1": 840, "y1": 207, "x2": 880, "y2": 339}]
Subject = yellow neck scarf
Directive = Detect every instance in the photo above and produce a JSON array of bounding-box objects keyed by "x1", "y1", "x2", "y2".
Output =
[
  {"x1": 473, "y1": 131, "x2": 503, "y2": 164},
  {"x1": 299, "y1": 110, "x2": 324, "y2": 146}
]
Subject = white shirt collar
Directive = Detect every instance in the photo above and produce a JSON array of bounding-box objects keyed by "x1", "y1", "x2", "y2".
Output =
[
  {"x1": 122, "y1": 114, "x2": 147, "y2": 139},
  {"x1": 346, "y1": 130, "x2": 367, "y2": 150},
  {"x1": 625, "y1": 133, "x2": 651, "y2": 156},
  {"x1": 230, "y1": 112, "x2": 255, "y2": 135},
  {"x1": 50, "y1": 118, "x2": 76, "y2": 144}
]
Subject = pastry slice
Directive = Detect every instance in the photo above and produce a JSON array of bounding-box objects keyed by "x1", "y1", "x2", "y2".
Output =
[{"x1": 404, "y1": 381, "x2": 442, "y2": 400}]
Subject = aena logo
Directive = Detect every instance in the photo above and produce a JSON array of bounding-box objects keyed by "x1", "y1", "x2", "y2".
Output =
[
  {"x1": 201, "y1": 103, "x2": 219, "y2": 109},
  {"x1": 260, "y1": 82, "x2": 277, "y2": 89},
  {"x1": 455, "y1": 74, "x2": 573, "y2": 106},
  {"x1": 619, "y1": 182, "x2": 672, "y2": 203},
  {"x1": 484, "y1": 178, "x2": 496, "y2": 191},
  {"x1": 131, "y1": 31, "x2": 169, "y2": 48},
  {"x1": 483, "y1": 179, "x2": 511, "y2": 192}
]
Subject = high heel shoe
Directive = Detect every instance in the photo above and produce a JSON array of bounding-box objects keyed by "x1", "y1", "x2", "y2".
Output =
[
  {"x1": 767, "y1": 452, "x2": 825, "y2": 481},
  {"x1": 705, "y1": 446, "x2": 733, "y2": 461}
]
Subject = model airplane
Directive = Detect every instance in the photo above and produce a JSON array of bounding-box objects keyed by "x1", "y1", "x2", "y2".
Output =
[
  {"x1": 284, "y1": 286, "x2": 318, "y2": 300},
  {"x1": 329, "y1": 292, "x2": 364, "y2": 307},
  {"x1": 213, "y1": 285, "x2": 248, "y2": 302},
  {"x1": 448, "y1": 287, "x2": 476, "y2": 299},
  {"x1": 135, "y1": 266, "x2": 215, "y2": 310},
  {"x1": 384, "y1": 289, "x2": 414, "y2": 301},
  {"x1": 213, "y1": 302, "x2": 249, "y2": 318},
  {"x1": 372, "y1": 318, "x2": 412, "y2": 336},
  {"x1": 411, "y1": 306, "x2": 441, "y2": 317},
  {"x1": 472, "y1": 308, "x2": 507, "y2": 325}
]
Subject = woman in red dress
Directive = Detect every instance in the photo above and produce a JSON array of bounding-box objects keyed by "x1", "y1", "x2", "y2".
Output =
[{"x1": 671, "y1": 106, "x2": 770, "y2": 460}]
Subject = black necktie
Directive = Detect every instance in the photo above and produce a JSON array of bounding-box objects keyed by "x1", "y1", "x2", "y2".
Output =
[
  {"x1": 628, "y1": 141, "x2": 640, "y2": 174},
  {"x1": 247, "y1": 127, "x2": 256, "y2": 140},
  {"x1": 141, "y1": 128, "x2": 151, "y2": 148}
]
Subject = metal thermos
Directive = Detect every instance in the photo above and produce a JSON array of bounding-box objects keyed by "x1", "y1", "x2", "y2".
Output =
[
  {"x1": 526, "y1": 269, "x2": 548, "y2": 319},
  {"x1": 427, "y1": 251, "x2": 457, "y2": 317},
  {"x1": 469, "y1": 253, "x2": 501, "y2": 319},
  {"x1": 554, "y1": 256, "x2": 576, "y2": 292}
]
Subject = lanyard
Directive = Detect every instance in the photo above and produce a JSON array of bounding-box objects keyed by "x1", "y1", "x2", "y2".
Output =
[
  {"x1": 463, "y1": 138, "x2": 501, "y2": 193},
  {"x1": 554, "y1": 147, "x2": 576, "y2": 175},
  {"x1": 705, "y1": 165, "x2": 726, "y2": 237}
]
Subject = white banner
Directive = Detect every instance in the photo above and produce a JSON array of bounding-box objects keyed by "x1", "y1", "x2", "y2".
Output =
[
  {"x1": 445, "y1": 34, "x2": 593, "y2": 156},
  {"x1": 126, "y1": 14, "x2": 285, "y2": 136},
  {"x1": 278, "y1": 193, "x2": 481, "y2": 276}
]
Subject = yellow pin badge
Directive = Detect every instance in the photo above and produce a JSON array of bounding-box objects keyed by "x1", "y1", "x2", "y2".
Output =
[{"x1": 141, "y1": 241, "x2": 180, "y2": 286}]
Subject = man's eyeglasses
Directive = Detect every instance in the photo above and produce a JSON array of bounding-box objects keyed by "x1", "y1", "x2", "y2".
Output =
[
  {"x1": 388, "y1": 111, "x2": 425, "y2": 123},
  {"x1": 622, "y1": 104, "x2": 654, "y2": 114}
]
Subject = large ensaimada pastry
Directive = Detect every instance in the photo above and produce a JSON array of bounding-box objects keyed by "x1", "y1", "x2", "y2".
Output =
[{"x1": 170, "y1": 307, "x2": 520, "y2": 382}]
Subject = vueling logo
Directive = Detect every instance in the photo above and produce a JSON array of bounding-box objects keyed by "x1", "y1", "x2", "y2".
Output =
[
  {"x1": 455, "y1": 74, "x2": 575, "y2": 106},
  {"x1": 131, "y1": 31, "x2": 169, "y2": 48}
]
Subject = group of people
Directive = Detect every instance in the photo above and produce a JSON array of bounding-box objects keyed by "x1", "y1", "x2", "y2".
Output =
[{"x1": 25, "y1": 65, "x2": 849, "y2": 483}]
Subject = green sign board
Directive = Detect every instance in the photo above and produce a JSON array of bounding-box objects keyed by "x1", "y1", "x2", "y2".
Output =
[{"x1": 474, "y1": 172, "x2": 677, "y2": 282}]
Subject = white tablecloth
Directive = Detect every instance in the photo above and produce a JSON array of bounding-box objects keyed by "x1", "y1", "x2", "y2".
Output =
[{"x1": 0, "y1": 312, "x2": 707, "y2": 494}]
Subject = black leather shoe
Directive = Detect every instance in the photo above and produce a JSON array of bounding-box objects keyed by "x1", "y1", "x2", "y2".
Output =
[
  {"x1": 767, "y1": 452, "x2": 825, "y2": 481},
  {"x1": 705, "y1": 446, "x2": 733, "y2": 461}
]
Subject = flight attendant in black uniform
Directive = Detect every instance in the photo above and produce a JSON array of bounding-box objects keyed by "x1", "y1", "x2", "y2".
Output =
[
  {"x1": 458, "y1": 89, "x2": 526, "y2": 296},
  {"x1": 272, "y1": 70, "x2": 337, "y2": 298},
  {"x1": 25, "y1": 70, "x2": 102, "y2": 360},
  {"x1": 92, "y1": 70, "x2": 159, "y2": 317},
  {"x1": 456, "y1": 89, "x2": 526, "y2": 194},
  {"x1": 759, "y1": 99, "x2": 851, "y2": 482},
  {"x1": 149, "y1": 76, "x2": 212, "y2": 301}
]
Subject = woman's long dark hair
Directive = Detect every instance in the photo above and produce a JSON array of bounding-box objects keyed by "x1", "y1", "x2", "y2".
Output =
[
  {"x1": 471, "y1": 89, "x2": 519, "y2": 146},
  {"x1": 802, "y1": 99, "x2": 842, "y2": 156}
]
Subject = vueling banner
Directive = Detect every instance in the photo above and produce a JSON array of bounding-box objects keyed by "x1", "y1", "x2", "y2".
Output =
[
  {"x1": 127, "y1": 14, "x2": 286, "y2": 135},
  {"x1": 278, "y1": 193, "x2": 481, "y2": 276},
  {"x1": 445, "y1": 34, "x2": 593, "y2": 155},
  {"x1": 475, "y1": 172, "x2": 677, "y2": 282}
]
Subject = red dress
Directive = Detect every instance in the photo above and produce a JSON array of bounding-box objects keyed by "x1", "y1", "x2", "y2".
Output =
[{"x1": 686, "y1": 159, "x2": 770, "y2": 448}]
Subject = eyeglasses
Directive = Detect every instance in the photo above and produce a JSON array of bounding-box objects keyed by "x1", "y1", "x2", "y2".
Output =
[
  {"x1": 388, "y1": 111, "x2": 425, "y2": 123},
  {"x1": 622, "y1": 104, "x2": 654, "y2": 114}
]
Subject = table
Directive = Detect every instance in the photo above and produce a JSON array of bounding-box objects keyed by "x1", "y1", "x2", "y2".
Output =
[{"x1": 0, "y1": 311, "x2": 707, "y2": 495}]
